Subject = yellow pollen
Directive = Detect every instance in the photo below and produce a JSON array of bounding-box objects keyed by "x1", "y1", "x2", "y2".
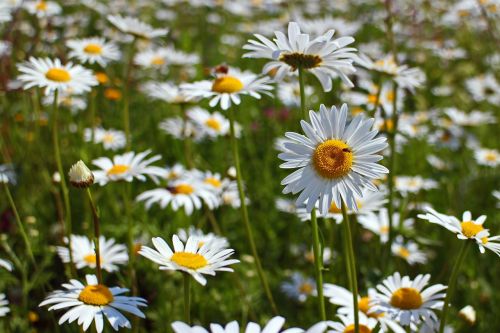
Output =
[
  {"x1": 36, "y1": 1, "x2": 47, "y2": 11},
  {"x1": 171, "y1": 252, "x2": 208, "y2": 270},
  {"x1": 312, "y1": 139, "x2": 353, "y2": 179},
  {"x1": 84, "y1": 43, "x2": 103, "y2": 55},
  {"x1": 481, "y1": 237, "x2": 489, "y2": 244},
  {"x1": 390, "y1": 287, "x2": 423, "y2": 310},
  {"x1": 279, "y1": 52, "x2": 322, "y2": 70},
  {"x1": 83, "y1": 254, "x2": 97, "y2": 264},
  {"x1": 359, "y1": 296, "x2": 384, "y2": 318},
  {"x1": 344, "y1": 324, "x2": 371, "y2": 333},
  {"x1": 485, "y1": 153, "x2": 497, "y2": 162},
  {"x1": 107, "y1": 164, "x2": 130, "y2": 175},
  {"x1": 460, "y1": 221, "x2": 484, "y2": 238},
  {"x1": 205, "y1": 177, "x2": 222, "y2": 188},
  {"x1": 386, "y1": 91, "x2": 395, "y2": 102},
  {"x1": 367, "y1": 94, "x2": 378, "y2": 104},
  {"x1": 211, "y1": 76, "x2": 244, "y2": 93},
  {"x1": 78, "y1": 285, "x2": 114, "y2": 306},
  {"x1": 398, "y1": 247, "x2": 410, "y2": 258},
  {"x1": 45, "y1": 68, "x2": 71, "y2": 82},
  {"x1": 298, "y1": 282, "x2": 314, "y2": 294},
  {"x1": 205, "y1": 118, "x2": 222, "y2": 131},
  {"x1": 151, "y1": 56, "x2": 165, "y2": 66},
  {"x1": 173, "y1": 184, "x2": 194, "y2": 195}
]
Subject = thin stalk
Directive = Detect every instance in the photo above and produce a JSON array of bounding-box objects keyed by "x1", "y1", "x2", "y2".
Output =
[
  {"x1": 298, "y1": 66, "x2": 307, "y2": 119},
  {"x1": 310, "y1": 209, "x2": 326, "y2": 320},
  {"x1": 183, "y1": 273, "x2": 191, "y2": 323},
  {"x1": 3, "y1": 183, "x2": 35, "y2": 265},
  {"x1": 386, "y1": 82, "x2": 399, "y2": 252},
  {"x1": 439, "y1": 241, "x2": 471, "y2": 333},
  {"x1": 123, "y1": 38, "x2": 137, "y2": 150},
  {"x1": 341, "y1": 201, "x2": 359, "y2": 333},
  {"x1": 86, "y1": 188, "x2": 102, "y2": 284},
  {"x1": 123, "y1": 182, "x2": 137, "y2": 294},
  {"x1": 227, "y1": 107, "x2": 278, "y2": 314},
  {"x1": 51, "y1": 90, "x2": 75, "y2": 276}
]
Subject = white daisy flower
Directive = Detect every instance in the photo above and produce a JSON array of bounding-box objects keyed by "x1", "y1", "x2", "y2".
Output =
[
  {"x1": 177, "y1": 227, "x2": 229, "y2": 249},
  {"x1": 358, "y1": 209, "x2": 414, "y2": 243},
  {"x1": 181, "y1": 65, "x2": 273, "y2": 110},
  {"x1": 391, "y1": 236, "x2": 428, "y2": 265},
  {"x1": 277, "y1": 81, "x2": 314, "y2": 107},
  {"x1": 0, "y1": 258, "x2": 13, "y2": 271},
  {"x1": 278, "y1": 104, "x2": 389, "y2": 215},
  {"x1": 474, "y1": 147, "x2": 499, "y2": 167},
  {"x1": 221, "y1": 181, "x2": 249, "y2": 208},
  {"x1": 39, "y1": 274, "x2": 147, "y2": 333},
  {"x1": 187, "y1": 107, "x2": 231, "y2": 138},
  {"x1": 24, "y1": 1, "x2": 61, "y2": 18},
  {"x1": 134, "y1": 48, "x2": 170, "y2": 70},
  {"x1": 91, "y1": 150, "x2": 165, "y2": 185},
  {"x1": 67, "y1": 37, "x2": 121, "y2": 67},
  {"x1": 57, "y1": 235, "x2": 128, "y2": 273},
  {"x1": 139, "y1": 235, "x2": 239, "y2": 285},
  {"x1": 395, "y1": 176, "x2": 437, "y2": 195},
  {"x1": 371, "y1": 273, "x2": 447, "y2": 328},
  {"x1": 17, "y1": 57, "x2": 98, "y2": 95},
  {"x1": 107, "y1": 15, "x2": 168, "y2": 39},
  {"x1": 444, "y1": 108, "x2": 496, "y2": 126},
  {"x1": 324, "y1": 284, "x2": 405, "y2": 333},
  {"x1": 84, "y1": 127, "x2": 126, "y2": 151},
  {"x1": 194, "y1": 170, "x2": 231, "y2": 194},
  {"x1": 141, "y1": 81, "x2": 192, "y2": 104},
  {"x1": 281, "y1": 272, "x2": 316, "y2": 303},
  {"x1": 326, "y1": 313, "x2": 378, "y2": 333},
  {"x1": 42, "y1": 90, "x2": 88, "y2": 113},
  {"x1": 136, "y1": 177, "x2": 220, "y2": 215},
  {"x1": 465, "y1": 74, "x2": 500, "y2": 104},
  {"x1": 0, "y1": 294, "x2": 9, "y2": 317},
  {"x1": 159, "y1": 117, "x2": 204, "y2": 141},
  {"x1": 243, "y1": 21, "x2": 357, "y2": 92}
]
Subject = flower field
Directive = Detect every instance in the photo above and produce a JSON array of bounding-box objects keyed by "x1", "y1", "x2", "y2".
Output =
[{"x1": 0, "y1": 1, "x2": 499, "y2": 332}]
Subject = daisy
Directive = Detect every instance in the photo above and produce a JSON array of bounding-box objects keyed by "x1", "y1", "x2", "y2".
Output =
[
  {"x1": 395, "y1": 176, "x2": 437, "y2": 195},
  {"x1": 107, "y1": 15, "x2": 168, "y2": 39},
  {"x1": 181, "y1": 65, "x2": 273, "y2": 110},
  {"x1": 0, "y1": 294, "x2": 9, "y2": 317},
  {"x1": 187, "y1": 107, "x2": 230, "y2": 138},
  {"x1": 444, "y1": 108, "x2": 496, "y2": 126},
  {"x1": 42, "y1": 90, "x2": 88, "y2": 113},
  {"x1": 24, "y1": 1, "x2": 61, "y2": 18},
  {"x1": 57, "y1": 235, "x2": 128, "y2": 273},
  {"x1": 67, "y1": 37, "x2": 121, "y2": 67},
  {"x1": 281, "y1": 272, "x2": 316, "y2": 302},
  {"x1": 91, "y1": 150, "x2": 165, "y2": 185},
  {"x1": 194, "y1": 170, "x2": 231, "y2": 194},
  {"x1": 278, "y1": 104, "x2": 389, "y2": 215},
  {"x1": 17, "y1": 57, "x2": 98, "y2": 95},
  {"x1": 84, "y1": 127, "x2": 126, "y2": 151},
  {"x1": 358, "y1": 209, "x2": 414, "y2": 243},
  {"x1": 474, "y1": 148, "x2": 499, "y2": 167},
  {"x1": 141, "y1": 81, "x2": 192, "y2": 104},
  {"x1": 324, "y1": 284, "x2": 405, "y2": 333},
  {"x1": 221, "y1": 181, "x2": 249, "y2": 208},
  {"x1": 0, "y1": 258, "x2": 13, "y2": 271},
  {"x1": 39, "y1": 274, "x2": 147, "y2": 333},
  {"x1": 371, "y1": 273, "x2": 447, "y2": 327},
  {"x1": 134, "y1": 48, "x2": 170, "y2": 70},
  {"x1": 465, "y1": 74, "x2": 500, "y2": 104},
  {"x1": 176, "y1": 227, "x2": 229, "y2": 249},
  {"x1": 277, "y1": 81, "x2": 314, "y2": 107},
  {"x1": 139, "y1": 235, "x2": 239, "y2": 285},
  {"x1": 136, "y1": 177, "x2": 220, "y2": 215},
  {"x1": 159, "y1": 117, "x2": 203, "y2": 141},
  {"x1": 243, "y1": 21, "x2": 357, "y2": 92},
  {"x1": 391, "y1": 236, "x2": 428, "y2": 265},
  {"x1": 327, "y1": 314, "x2": 378, "y2": 333}
]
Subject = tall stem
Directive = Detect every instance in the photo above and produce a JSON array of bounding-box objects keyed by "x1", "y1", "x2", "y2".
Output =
[
  {"x1": 51, "y1": 90, "x2": 75, "y2": 276},
  {"x1": 86, "y1": 188, "x2": 102, "y2": 284},
  {"x1": 439, "y1": 241, "x2": 470, "y2": 333},
  {"x1": 341, "y1": 200, "x2": 359, "y2": 333},
  {"x1": 386, "y1": 82, "x2": 399, "y2": 251},
  {"x1": 227, "y1": 107, "x2": 278, "y2": 314},
  {"x1": 183, "y1": 273, "x2": 191, "y2": 323},
  {"x1": 310, "y1": 209, "x2": 326, "y2": 320},
  {"x1": 123, "y1": 38, "x2": 137, "y2": 150},
  {"x1": 298, "y1": 66, "x2": 307, "y2": 119}
]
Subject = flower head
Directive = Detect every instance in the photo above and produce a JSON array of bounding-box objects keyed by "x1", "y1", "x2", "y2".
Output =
[{"x1": 68, "y1": 160, "x2": 94, "y2": 188}]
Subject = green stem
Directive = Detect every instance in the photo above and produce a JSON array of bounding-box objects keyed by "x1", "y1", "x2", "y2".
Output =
[
  {"x1": 298, "y1": 66, "x2": 307, "y2": 119},
  {"x1": 439, "y1": 241, "x2": 471, "y2": 333},
  {"x1": 227, "y1": 107, "x2": 278, "y2": 315},
  {"x1": 386, "y1": 82, "x2": 399, "y2": 255},
  {"x1": 310, "y1": 209, "x2": 326, "y2": 320},
  {"x1": 86, "y1": 188, "x2": 102, "y2": 284},
  {"x1": 183, "y1": 273, "x2": 191, "y2": 323},
  {"x1": 123, "y1": 183, "x2": 137, "y2": 294},
  {"x1": 341, "y1": 200, "x2": 359, "y2": 333},
  {"x1": 3, "y1": 183, "x2": 35, "y2": 265},
  {"x1": 51, "y1": 90, "x2": 75, "y2": 277},
  {"x1": 123, "y1": 38, "x2": 137, "y2": 151}
]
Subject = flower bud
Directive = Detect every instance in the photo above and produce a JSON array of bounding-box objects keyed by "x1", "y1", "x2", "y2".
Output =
[{"x1": 68, "y1": 160, "x2": 94, "y2": 188}]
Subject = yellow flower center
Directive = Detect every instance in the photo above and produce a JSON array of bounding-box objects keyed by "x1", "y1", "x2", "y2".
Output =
[
  {"x1": 367, "y1": 94, "x2": 378, "y2": 104},
  {"x1": 205, "y1": 118, "x2": 221, "y2": 131},
  {"x1": 211, "y1": 76, "x2": 244, "y2": 93},
  {"x1": 84, "y1": 254, "x2": 97, "y2": 264},
  {"x1": 84, "y1": 43, "x2": 103, "y2": 55},
  {"x1": 390, "y1": 287, "x2": 423, "y2": 310},
  {"x1": 485, "y1": 152, "x2": 497, "y2": 162},
  {"x1": 102, "y1": 133, "x2": 115, "y2": 143},
  {"x1": 358, "y1": 296, "x2": 384, "y2": 318},
  {"x1": 78, "y1": 285, "x2": 114, "y2": 306},
  {"x1": 386, "y1": 91, "x2": 395, "y2": 102},
  {"x1": 107, "y1": 164, "x2": 130, "y2": 175},
  {"x1": 172, "y1": 184, "x2": 194, "y2": 195},
  {"x1": 171, "y1": 252, "x2": 208, "y2": 270},
  {"x1": 205, "y1": 177, "x2": 222, "y2": 188},
  {"x1": 380, "y1": 226, "x2": 389, "y2": 234},
  {"x1": 151, "y1": 56, "x2": 165, "y2": 66},
  {"x1": 398, "y1": 247, "x2": 410, "y2": 258},
  {"x1": 329, "y1": 202, "x2": 342, "y2": 214},
  {"x1": 298, "y1": 282, "x2": 314, "y2": 294},
  {"x1": 36, "y1": 1, "x2": 47, "y2": 11},
  {"x1": 279, "y1": 52, "x2": 322, "y2": 71},
  {"x1": 460, "y1": 221, "x2": 484, "y2": 238},
  {"x1": 312, "y1": 139, "x2": 353, "y2": 179},
  {"x1": 45, "y1": 68, "x2": 71, "y2": 83},
  {"x1": 481, "y1": 237, "x2": 489, "y2": 244},
  {"x1": 344, "y1": 324, "x2": 371, "y2": 333}
]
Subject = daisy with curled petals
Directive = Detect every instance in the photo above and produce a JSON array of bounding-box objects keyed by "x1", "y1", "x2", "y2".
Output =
[
  {"x1": 57, "y1": 235, "x2": 128, "y2": 272},
  {"x1": 67, "y1": 37, "x2": 121, "y2": 67},
  {"x1": 243, "y1": 21, "x2": 357, "y2": 92},
  {"x1": 371, "y1": 273, "x2": 446, "y2": 328},
  {"x1": 180, "y1": 65, "x2": 273, "y2": 110},
  {"x1": 91, "y1": 150, "x2": 164, "y2": 186},
  {"x1": 107, "y1": 15, "x2": 168, "y2": 39},
  {"x1": 39, "y1": 274, "x2": 147, "y2": 332},
  {"x1": 324, "y1": 284, "x2": 405, "y2": 333},
  {"x1": 278, "y1": 103, "x2": 389, "y2": 215},
  {"x1": 327, "y1": 313, "x2": 378, "y2": 333},
  {"x1": 17, "y1": 57, "x2": 98, "y2": 95},
  {"x1": 0, "y1": 294, "x2": 9, "y2": 317},
  {"x1": 139, "y1": 235, "x2": 239, "y2": 285},
  {"x1": 391, "y1": 236, "x2": 428, "y2": 265}
]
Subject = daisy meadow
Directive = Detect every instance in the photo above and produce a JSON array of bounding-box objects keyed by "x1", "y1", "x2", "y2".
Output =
[
  {"x1": 67, "y1": 37, "x2": 121, "y2": 67},
  {"x1": 57, "y1": 235, "x2": 128, "y2": 272},
  {"x1": 243, "y1": 21, "x2": 357, "y2": 92},
  {"x1": 181, "y1": 65, "x2": 273, "y2": 110},
  {"x1": 39, "y1": 274, "x2": 147, "y2": 332},
  {"x1": 278, "y1": 104, "x2": 388, "y2": 214},
  {"x1": 107, "y1": 15, "x2": 168, "y2": 39},
  {"x1": 17, "y1": 57, "x2": 98, "y2": 95},
  {"x1": 139, "y1": 235, "x2": 239, "y2": 285},
  {"x1": 371, "y1": 273, "x2": 446, "y2": 328}
]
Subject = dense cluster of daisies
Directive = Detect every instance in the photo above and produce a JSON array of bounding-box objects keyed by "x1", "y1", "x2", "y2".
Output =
[{"x1": 0, "y1": 0, "x2": 499, "y2": 332}]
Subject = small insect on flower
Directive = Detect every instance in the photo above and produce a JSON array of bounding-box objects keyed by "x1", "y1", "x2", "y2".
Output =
[
  {"x1": 68, "y1": 160, "x2": 94, "y2": 188},
  {"x1": 139, "y1": 235, "x2": 239, "y2": 285},
  {"x1": 39, "y1": 274, "x2": 147, "y2": 333}
]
